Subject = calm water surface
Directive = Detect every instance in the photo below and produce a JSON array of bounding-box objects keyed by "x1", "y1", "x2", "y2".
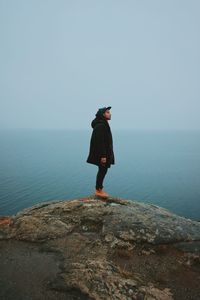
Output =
[{"x1": 0, "y1": 129, "x2": 200, "y2": 221}]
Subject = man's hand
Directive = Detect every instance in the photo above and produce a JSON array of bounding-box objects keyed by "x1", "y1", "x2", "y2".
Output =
[{"x1": 100, "y1": 157, "x2": 107, "y2": 165}]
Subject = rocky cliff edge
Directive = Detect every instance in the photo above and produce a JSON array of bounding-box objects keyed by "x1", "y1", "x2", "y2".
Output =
[{"x1": 0, "y1": 196, "x2": 200, "y2": 300}]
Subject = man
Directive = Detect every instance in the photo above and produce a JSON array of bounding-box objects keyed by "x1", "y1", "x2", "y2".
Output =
[{"x1": 86, "y1": 106, "x2": 115, "y2": 198}]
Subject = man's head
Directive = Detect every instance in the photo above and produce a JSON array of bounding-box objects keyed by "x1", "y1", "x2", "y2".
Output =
[
  {"x1": 95, "y1": 106, "x2": 112, "y2": 121},
  {"x1": 103, "y1": 109, "x2": 111, "y2": 120}
]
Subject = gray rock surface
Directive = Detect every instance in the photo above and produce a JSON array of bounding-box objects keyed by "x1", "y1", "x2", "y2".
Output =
[{"x1": 0, "y1": 196, "x2": 200, "y2": 300}]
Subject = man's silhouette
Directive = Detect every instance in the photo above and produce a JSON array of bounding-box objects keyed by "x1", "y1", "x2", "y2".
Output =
[{"x1": 86, "y1": 106, "x2": 115, "y2": 198}]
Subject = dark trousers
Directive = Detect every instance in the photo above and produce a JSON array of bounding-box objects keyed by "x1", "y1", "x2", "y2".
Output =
[{"x1": 96, "y1": 164, "x2": 108, "y2": 189}]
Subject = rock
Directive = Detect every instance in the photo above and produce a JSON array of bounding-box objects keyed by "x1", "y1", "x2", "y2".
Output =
[{"x1": 0, "y1": 195, "x2": 200, "y2": 300}]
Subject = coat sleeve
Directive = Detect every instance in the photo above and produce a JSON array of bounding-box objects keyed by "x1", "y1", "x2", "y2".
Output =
[{"x1": 94, "y1": 124, "x2": 107, "y2": 157}]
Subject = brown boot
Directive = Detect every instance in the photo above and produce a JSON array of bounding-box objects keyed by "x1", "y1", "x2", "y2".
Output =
[{"x1": 95, "y1": 188, "x2": 109, "y2": 198}]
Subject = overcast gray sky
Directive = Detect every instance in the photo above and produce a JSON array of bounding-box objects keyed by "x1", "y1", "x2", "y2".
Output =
[{"x1": 0, "y1": 0, "x2": 199, "y2": 130}]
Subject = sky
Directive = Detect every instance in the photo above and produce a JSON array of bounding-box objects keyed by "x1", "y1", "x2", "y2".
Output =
[{"x1": 0, "y1": 0, "x2": 200, "y2": 130}]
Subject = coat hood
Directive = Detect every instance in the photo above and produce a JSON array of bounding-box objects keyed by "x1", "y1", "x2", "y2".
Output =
[{"x1": 91, "y1": 116, "x2": 109, "y2": 129}]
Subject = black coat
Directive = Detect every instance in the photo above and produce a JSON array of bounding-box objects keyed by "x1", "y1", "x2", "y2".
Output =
[{"x1": 86, "y1": 116, "x2": 115, "y2": 168}]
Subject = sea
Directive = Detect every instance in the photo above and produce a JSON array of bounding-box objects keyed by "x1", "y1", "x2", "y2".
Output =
[{"x1": 0, "y1": 129, "x2": 200, "y2": 221}]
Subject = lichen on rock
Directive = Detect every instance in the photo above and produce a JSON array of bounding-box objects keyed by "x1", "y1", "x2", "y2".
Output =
[{"x1": 0, "y1": 196, "x2": 200, "y2": 300}]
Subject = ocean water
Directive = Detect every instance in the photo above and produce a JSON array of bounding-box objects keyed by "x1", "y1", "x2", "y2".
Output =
[{"x1": 0, "y1": 129, "x2": 200, "y2": 221}]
